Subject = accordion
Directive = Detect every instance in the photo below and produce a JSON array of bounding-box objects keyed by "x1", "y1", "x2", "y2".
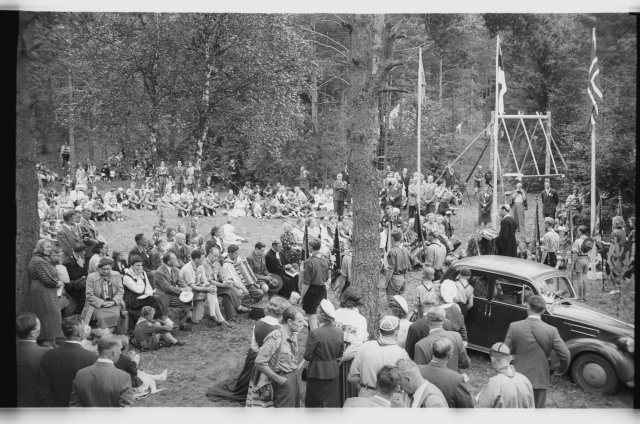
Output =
[{"x1": 233, "y1": 260, "x2": 258, "y2": 287}]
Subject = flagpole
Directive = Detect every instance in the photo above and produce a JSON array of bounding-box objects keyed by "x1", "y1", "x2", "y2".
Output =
[
  {"x1": 492, "y1": 35, "x2": 500, "y2": 229},
  {"x1": 589, "y1": 28, "x2": 597, "y2": 273},
  {"x1": 417, "y1": 48, "x2": 422, "y2": 211}
]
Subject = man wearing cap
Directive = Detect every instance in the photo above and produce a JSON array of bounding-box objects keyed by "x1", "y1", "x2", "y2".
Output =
[
  {"x1": 246, "y1": 242, "x2": 282, "y2": 299},
  {"x1": 540, "y1": 217, "x2": 560, "y2": 267},
  {"x1": 541, "y1": 179, "x2": 559, "y2": 219},
  {"x1": 81, "y1": 258, "x2": 126, "y2": 334},
  {"x1": 265, "y1": 240, "x2": 298, "y2": 299},
  {"x1": 301, "y1": 238, "x2": 331, "y2": 330},
  {"x1": 62, "y1": 242, "x2": 89, "y2": 315},
  {"x1": 504, "y1": 295, "x2": 570, "y2": 408},
  {"x1": 570, "y1": 226, "x2": 592, "y2": 302},
  {"x1": 385, "y1": 229, "x2": 412, "y2": 302},
  {"x1": 154, "y1": 251, "x2": 194, "y2": 331},
  {"x1": 476, "y1": 342, "x2": 535, "y2": 408},
  {"x1": 423, "y1": 233, "x2": 446, "y2": 281},
  {"x1": 496, "y1": 204, "x2": 518, "y2": 258},
  {"x1": 344, "y1": 366, "x2": 401, "y2": 408},
  {"x1": 348, "y1": 315, "x2": 410, "y2": 407},
  {"x1": 418, "y1": 337, "x2": 473, "y2": 408},
  {"x1": 414, "y1": 307, "x2": 469, "y2": 373},
  {"x1": 395, "y1": 359, "x2": 448, "y2": 408}
]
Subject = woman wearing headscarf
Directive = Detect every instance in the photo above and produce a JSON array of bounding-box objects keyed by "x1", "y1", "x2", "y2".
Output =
[
  {"x1": 247, "y1": 305, "x2": 305, "y2": 408},
  {"x1": 206, "y1": 297, "x2": 290, "y2": 404},
  {"x1": 440, "y1": 279, "x2": 468, "y2": 345},
  {"x1": 388, "y1": 295, "x2": 411, "y2": 349},
  {"x1": 333, "y1": 287, "x2": 369, "y2": 406},
  {"x1": 29, "y1": 239, "x2": 65, "y2": 346},
  {"x1": 302, "y1": 299, "x2": 344, "y2": 408}
]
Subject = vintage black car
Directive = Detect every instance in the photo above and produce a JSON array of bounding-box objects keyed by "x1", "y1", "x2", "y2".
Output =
[{"x1": 442, "y1": 255, "x2": 634, "y2": 395}]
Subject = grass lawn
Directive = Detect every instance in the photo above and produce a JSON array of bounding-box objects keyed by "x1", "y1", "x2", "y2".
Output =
[
  {"x1": 37, "y1": 134, "x2": 633, "y2": 408},
  {"x1": 89, "y1": 180, "x2": 632, "y2": 408}
]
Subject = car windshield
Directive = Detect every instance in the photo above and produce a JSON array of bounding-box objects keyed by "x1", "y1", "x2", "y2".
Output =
[{"x1": 538, "y1": 276, "x2": 576, "y2": 304}]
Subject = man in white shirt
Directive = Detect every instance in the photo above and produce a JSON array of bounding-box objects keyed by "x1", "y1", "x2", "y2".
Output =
[
  {"x1": 294, "y1": 186, "x2": 308, "y2": 206},
  {"x1": 60, "y1": 142, "x2": 71, "y2": 167},
  {"x1": 570, "y1": 226, "x2": 592, "y2": 301},
  {"x1": 180, "y1": 250, "x2": 227, "y2": 325},
  {"x1": 348, "y1": 316, "x2": 410, "y2": 407},
  {"x1": 396, "y1": 358, "x2": 448, "y2": 408}
]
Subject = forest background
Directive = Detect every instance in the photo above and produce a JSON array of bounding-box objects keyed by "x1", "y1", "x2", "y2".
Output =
[{"x1": 16, "y1": 12, "x2": 636, "y2": 320}]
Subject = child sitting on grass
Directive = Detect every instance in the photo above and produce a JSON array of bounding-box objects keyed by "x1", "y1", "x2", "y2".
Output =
[{"x1": 133, "y1": 306, "x2": 185, "y2": 350}]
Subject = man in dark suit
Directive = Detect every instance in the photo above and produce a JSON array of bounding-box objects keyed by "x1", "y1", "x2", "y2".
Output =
[
  {"x1": 69, "y1": 335, "x2": 133, "y2": 407},
  {"x1": 128, "y1": 233, "x2": 156, "y2": 287},
  {"x1": 401, "y1": 168, "x2": 411, "y2": 207},
  {"x1": 541, "y1": 178, "x2": 559, "y2": 218},
  {"x1": 57, "y1": 210, "x2": 84, "y2": 263},
  {"x1": 496, "y1": 204, "x2": 518, "y2": 257},
  {"x1": 417, "y1": 338, "x2": 473, "y2": 408},
  {"x1": 168, "y1": 232, "x2": 191, "y2": 269},
  {"x1": 414, "y1": 307, "x2": 469, "y2": 373},
  {"x1": 265, "y1": 240, "x2": 298, "y2": 299},
  {"x1": 38, "y1": 315, "x2": 98, "y2": 407},
  {"x1": 154, "y1": 251, "x2": 194, "y2": 331},
  {"x1": 62, "y1": 243, "x2": 88, "y2": 315},
  {"x1": 405, "y1": 303, "x2": 453, "y2": 361},
  {"x1": 504, "y1": 295, "x2": 570, "y2": 408},
  {"x1": 17, "y1": 313, "x2": 51, "y2": 407},
  {"x1": 386, "y1": 178, "x2": 403, "y2": 209}
]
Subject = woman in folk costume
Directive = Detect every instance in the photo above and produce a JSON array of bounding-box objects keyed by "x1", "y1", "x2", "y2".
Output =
[
  {"x1": 510, "y1": 182, "x2": 527, "y2": 232},
  {"x1": 122, "y1": 256, "x2": 165, "y2": 320}
]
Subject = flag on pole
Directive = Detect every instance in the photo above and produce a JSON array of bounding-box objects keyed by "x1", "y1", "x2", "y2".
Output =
[
  {"x1": 587, "y1": 28, "x2": 603, "y2": 129},
  {"x1": 497, "y1": 42, "x2": 507, "y2": 115},
  {"x1": 333, "y1": 226, "x2": 341, "y2": 271},
  {"x1": 302, "y1": 225, "x2": 309, "y2": 261},
  {"x1": 413, "y1": 209, "x2": 424, "y2": 243},
  {"x1": 418, "y1": 49, "x2": 427, "y2": 107}
]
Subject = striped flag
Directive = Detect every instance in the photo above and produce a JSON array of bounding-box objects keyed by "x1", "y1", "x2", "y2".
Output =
[
  {"x1": 587, "y1": 28, "x2": 603, "y2": 129},
  {"x1": 417, "y1": 49, "x2": 427, "y2": 107},
  {"x1": 497, "y1": 42, "x2": 507, "y2": 115}
]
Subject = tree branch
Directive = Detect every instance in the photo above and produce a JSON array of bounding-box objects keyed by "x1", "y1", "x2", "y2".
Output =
[
  {"x1": 380, "y1": 86, "x2": 409, "y2": 93},
  {"x1": 308, "y1": 39, "x2": 349, "y2": 60},
  {"x1": 293, "y1": 23, "x2": 349, "y2": 52}
]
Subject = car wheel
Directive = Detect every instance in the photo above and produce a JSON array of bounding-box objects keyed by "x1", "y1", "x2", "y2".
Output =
[{"x1": 571, "y1": 353, "x2": 620, "y2": 395}]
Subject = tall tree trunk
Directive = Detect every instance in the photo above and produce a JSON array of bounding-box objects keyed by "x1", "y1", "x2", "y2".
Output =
[
  {"x1": 16, "y1": 12, "x2": 40, "y2": 314},
  {"x1": 346, "y1": 14, "x2": 402, "y2": 336},
  {"x1": 68, "y1": 66, "x2": 75, "y2": 165}
]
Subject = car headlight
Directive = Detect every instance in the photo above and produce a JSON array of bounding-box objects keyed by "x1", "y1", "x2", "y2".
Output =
[{"x1": 617, "y1": 336, "x2": 635, "y2": 353}]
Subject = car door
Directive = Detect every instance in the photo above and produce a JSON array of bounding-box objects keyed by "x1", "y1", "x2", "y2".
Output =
[
  {"x1": 463, "y1": 270, "x2": 492, "y2": 348},
  {"x1": 486, "y1": 276, "x2": 531, "y2": 346}
]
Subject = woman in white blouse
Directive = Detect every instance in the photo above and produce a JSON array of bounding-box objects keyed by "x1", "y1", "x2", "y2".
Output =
[{"x1": 122, "y1": 256, "x2": 165, "y2": 319}]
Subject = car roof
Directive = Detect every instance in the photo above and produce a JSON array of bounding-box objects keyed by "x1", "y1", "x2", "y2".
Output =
[{"x1": 449, "y1": 255, "x2": 562, "y2": 284}]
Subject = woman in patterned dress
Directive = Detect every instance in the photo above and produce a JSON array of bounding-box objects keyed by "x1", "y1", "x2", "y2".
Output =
[{"x1": 29, "y1": 239, "x2": 65, "y2": 346}]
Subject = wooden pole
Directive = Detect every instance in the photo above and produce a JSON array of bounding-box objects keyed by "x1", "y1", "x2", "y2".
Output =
[
  {"x1": 68, "y1": 67, "x2": 75, "y2": 165},
  {"x1": 417, "y1": 48, "x2": 423, "y2": 210},
  {"x1": 590, "y1": 121, "x2": 597, "y2": 272},
  {"x1": 492, "y1": 36, "x2": 500, "y2": 229},
  {"x1": 545, "y1": 112, "x2": 551, "y2": 175}
]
